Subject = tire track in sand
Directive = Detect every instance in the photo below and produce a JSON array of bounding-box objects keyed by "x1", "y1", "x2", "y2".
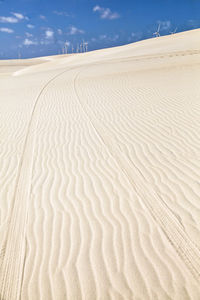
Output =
[
  {"x1": 73, "y1": 66, "x2": 200, "y2": 283},
  {"x1": 0, "y1": 66, "x2": 82, "y2": 300}
]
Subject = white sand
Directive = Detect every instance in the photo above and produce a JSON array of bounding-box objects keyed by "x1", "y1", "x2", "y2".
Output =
[{"x1": 0, "y1": 29, "x2": 200, "y2": 300}]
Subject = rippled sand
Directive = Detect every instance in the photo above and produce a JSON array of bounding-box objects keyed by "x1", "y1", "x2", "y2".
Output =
[{"x1": 0, "y1": 29, "x2": 200, "y2": 300}]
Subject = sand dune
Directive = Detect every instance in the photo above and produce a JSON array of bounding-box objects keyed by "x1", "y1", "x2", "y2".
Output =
[{"x1": 0, "y1": 29, "x2": 200, "y2": 300}]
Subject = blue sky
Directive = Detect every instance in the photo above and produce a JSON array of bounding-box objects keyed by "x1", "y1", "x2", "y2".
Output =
[{"x1": 0, "y1": 0, "x2": 199, "y2": 59}]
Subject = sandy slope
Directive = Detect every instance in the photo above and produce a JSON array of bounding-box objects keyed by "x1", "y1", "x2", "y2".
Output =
[{"x1": 0, "y1": 29, "x2": 200, "y2": 300}]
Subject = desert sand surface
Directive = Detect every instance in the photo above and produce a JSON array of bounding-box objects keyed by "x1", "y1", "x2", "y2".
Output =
[
  {"x1": 0, "y1": 28, "x2": 200, "y2": 300},
  {"x1": 0, "y1": 57, "x2": 51, "y2": 76}
]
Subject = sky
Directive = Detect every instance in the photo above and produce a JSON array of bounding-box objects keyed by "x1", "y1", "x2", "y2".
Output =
[{"x1": 0, "y1": 0, "x2": 200, "y2": 59}]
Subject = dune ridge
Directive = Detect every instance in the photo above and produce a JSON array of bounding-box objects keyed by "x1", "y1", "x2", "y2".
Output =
[{"x1": 0, "y1": 29, "x2": 200, "y2": 299}]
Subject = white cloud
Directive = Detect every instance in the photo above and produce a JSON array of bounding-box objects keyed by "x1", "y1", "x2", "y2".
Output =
[
  {"x1": 65, "y1": 41, "x2": 70, "y2": 47},
  {"x1": 57, "y1": 29, "x2": 63, "y2": 35},
  {"x1": 23, "y1": 38, "x2": 38, "y2": 46},
  {"x1": 99, "y1": 34, "x2": 107, "y2": 40},
  {"x1": 0, "y1": 16, "x2": 19, "y2": 23},
  {"x1": 45, "y1": 29, "x2": 54, "y2": 39},
  {"x1": 93, "y1": 5, "x2": 120, "y2": 20},
  {"x1": 12, "y1": 12, "x2": 28, "y2": 20},
  {"x1": 98, "y1": 33, "x2": 119, "y2": 42},
  {"x1": 68, "y1": 25, "x2": 84, "y2": 35},
  {"x1": 0, "y1": 27, "x2": 14, "y2": 33},
  {"x1": 40, "y1": 15, "x2": 46, "y2": 20},
  {"x1": 27, "y1": 24, "x2": 35, "y2": 29},
  {"x1": 0, "y1": 13, "x2": 28, "y2": 23},
  {"x1": 128, "y1": 32, "x2": 141, "y2": 42},
  {"x1": 40, "y1": 39, "x2": 47, "y2": 45},
  {"x1": 53, "y1": 11, "x2": 69, "y2": 17},
  {"x1": 158, "y1": 20, "x2": 171, "y2": 30},
  {"x1": 12, "y1": 12, "x2": 24, "y2": 19},
  {"x1": 25, "y1": 32, "x2": 33, "y2": 37}
]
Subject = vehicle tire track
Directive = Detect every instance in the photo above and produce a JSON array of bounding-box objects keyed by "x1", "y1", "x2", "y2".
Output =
[
  {"x1": 73, "y1": 66, "x2": 200, "y2": 283},
  {"x1": 0, "y1": 66, "x2": 82, "y2": 300}
]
